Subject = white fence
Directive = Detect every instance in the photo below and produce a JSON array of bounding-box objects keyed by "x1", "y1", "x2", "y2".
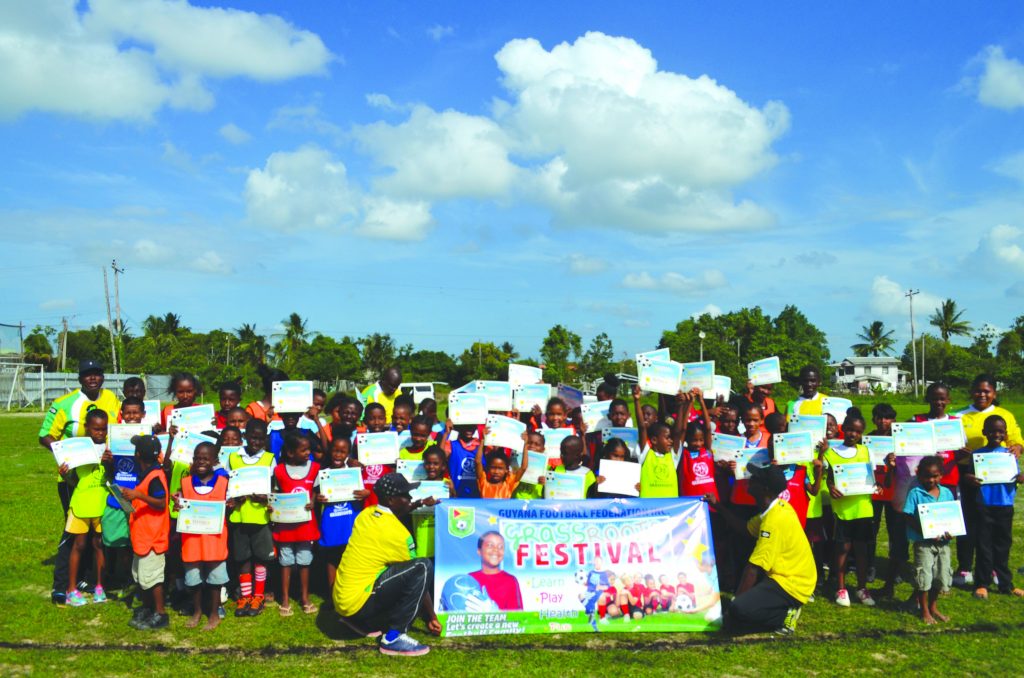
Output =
[{"x1": 0, "y1": 367, "x2": 171, "y2": 410}]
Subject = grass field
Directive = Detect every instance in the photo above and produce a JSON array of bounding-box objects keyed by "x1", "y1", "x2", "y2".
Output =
[{"x1": 3, "y1": 407, "x2": 1024, "y2": 676}]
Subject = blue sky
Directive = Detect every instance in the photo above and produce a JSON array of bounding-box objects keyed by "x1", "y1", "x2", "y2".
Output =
[{"x1": 3, "y1": 1, "x2": 1024, "y2": 363}]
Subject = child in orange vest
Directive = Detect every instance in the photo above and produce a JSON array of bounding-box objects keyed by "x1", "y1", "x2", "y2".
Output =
[{"x1": 121, "y1": 434, "x2": 170, "y2": 630}]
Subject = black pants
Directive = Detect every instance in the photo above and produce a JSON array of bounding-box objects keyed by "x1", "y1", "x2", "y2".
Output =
[
  {"x1": 345, "y1": 558, "x2": 432, "y2": 633},
  {"x1": 975, "y1": 504, "x2": 1014, "y2": 591},
  {"x1": 957, "y1": 479, "x2": 978, "y2": 572},
  {"x1": 725, "y1": 576, "x2": 800, "y2": 635},
  {"x1": 52, "y1": 482, "x2": 74, "y2": 594},
  {"x1": 730, "y1": 505, "x2": 760, "y2": 586}
]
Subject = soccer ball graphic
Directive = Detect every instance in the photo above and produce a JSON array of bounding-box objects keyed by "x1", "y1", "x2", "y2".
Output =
[
  {"x1": 455, "y1": 518, "x2": 469, "y2": 533},
  {"x1": 574, "y1": 569, "x2": 588, "y2": 586},
  {"x1": 440, "y1": 574, "x2": 495, "y2": 612}
]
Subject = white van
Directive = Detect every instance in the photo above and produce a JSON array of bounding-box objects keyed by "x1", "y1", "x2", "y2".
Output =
[{"x1": 401, "y1": 382, "x2": 445, "y2": 405}]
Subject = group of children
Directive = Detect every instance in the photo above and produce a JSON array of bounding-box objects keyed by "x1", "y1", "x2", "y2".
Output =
[{"x1": 49, "y1": 365, "x2": 1023, "y2": 630}]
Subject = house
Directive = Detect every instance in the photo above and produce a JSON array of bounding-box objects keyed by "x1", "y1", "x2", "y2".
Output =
[{"x1": 829, "y1": 357, "x2": 909, "y2": 394}]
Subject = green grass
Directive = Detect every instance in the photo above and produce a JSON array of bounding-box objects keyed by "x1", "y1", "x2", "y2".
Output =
[{"x1": 3, "y1": 410, "x2": 1024, "y2": 676}]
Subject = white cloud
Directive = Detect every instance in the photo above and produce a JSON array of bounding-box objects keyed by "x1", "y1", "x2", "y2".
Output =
[
  {"x1": 0, "y1": 0, "x2": 331, "y2": 121},
  {"x1": 193, "y1": 250, "x2": 230, "y2": 274},
  {"x1": 622, "y1": 272, "x2": 657, "y2": 289},
  {"x1": 622, "y1": 269, "x2": 727, "y2": 296},
  {"x1": 691, "y1": 303, "x2": 723, "y2": 319},
  {"x1": 977, "y1": 46, "x2": 1024, "y2": 110},
  {"x1": 40, "y1": 298, "x2": 74, "y2": 310},
  {"x1": 426, "y1": 24, "x2": 454, "y2": 41},
  {"x1": 975, "y1": 224, "x2": 1024, "y2": 269},
  {"x1": 869, "y1": 276, "x2": 942, "y2": 317},
  {"x1": 133, "y1": 238, "x2": 161, "y2": 262},
  {"x1": 365, "y1": 93, "x2": 410, "y2": 112},
  {"x1": 567, "y1": 254, "x2": 608, "y2": 275},
  {"x1": 219, "y1": 123, "x2": 251, "y2": 144},
  {"x1": 357, "y1": 197, "x2": 433, "y2": 241},
  {"x1": 267, "y1": 103, "x2": 344, "y2": 140},
  {"x1": 989, "y1": 150, "x2": 1024, "y2": 183}
]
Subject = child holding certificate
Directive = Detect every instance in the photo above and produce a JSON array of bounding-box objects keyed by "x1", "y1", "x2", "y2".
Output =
[
  {"x1": 475, "y1": 431, "x2": 529, "y2": 499},
  {"x1": 62, "y1": 409, "x2": 110, "y2": 607},
  {"x1": 272, "y1": 433, "x2": 320, "y2": 616},
  {"x1": 902, "y1": 457, "x2": 955, "y2": 623},
  {"x1": 317, "y1": 437, "x2": 369, "y2": 591},
  {"x1": 595, "y1": 439, "x2": 639, "y2": 498},
  {"x1": 867, "y1": 403, "x2": 897, "y2": 592},
  {"x1": 161, "y1": 372, "x2": 203, "y2": 432},
  {"x1": 214, "y1": 381, "x2": 243, "y2": 429},
  {"x1": 512, "y1": 432, "x2": 547, "y2": 500},
  {"x1": 124, "y1": 434, "x2": 170, "y2": 630},
  {"x1": 440, "y1": 419, "x2": 481, "y2": 499},
  {"x1": 679, "y1": 393, "x2": 717, "y2": 500},
  {"x1": 548, "y1": 436, "x2": 597, "y2": 497},
  {"x1": 102, "y1": 399, "x2": 146, "y2": 587},
  {"x1": 912, "y1": 383, "x2": 966, "y2": 495},
  {"x1": 634, "y1": 386, "x2": 683, "y2": 499},
  {"x1": 412, "y1": 447, "x2": 455, "y2": 558},
  {"x1": 399, "y1": 416, "x2": 437, "y2": 461},
  {"x1": 963, "y1": 415, "x2": 1024, "y2": 599},
  {"x1": 175, "y1": 443, "x2": 229, "y2": 630},
  {"x1": 246, "y1": 366, "x2": 288, "y2": 423},
  {"x1": 354, "y1": 403, "x2": 397, "y2": 505}
]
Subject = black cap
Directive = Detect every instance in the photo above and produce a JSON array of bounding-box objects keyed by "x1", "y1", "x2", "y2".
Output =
[
  {"x1": 131, "y1": 434, "x2": 162, "y2": 457},
  {"x1": 375, "y1": 473, "x2": 420, "y2": 500},
  {"x1": 747, "y1": 461, "x2": 788, "y2": 496},
  {"x1": 78, "y1": 359, "x2": 104, "y2": 377}
]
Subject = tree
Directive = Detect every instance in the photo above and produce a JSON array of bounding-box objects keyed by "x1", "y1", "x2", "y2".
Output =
[
  {"x1": 929, "y1": 299, "x2": 971, "y2": 343},
  {"x1": 359, "y1": 333, "x2": 396, "y2": 380},
  {"x1": 142, "y1": 313, "x2": 186, "y2": 339},
  {"x1": 455, "y1": 342, "x2": 514, "y2": 384},
  {"x1": 291, "y1": 335, "x2": 361, "y2": 382},
  {"x1": 235, "y1": 323, "x2": 269, "y2": 367},
  {"x1": 852, "y1": 321, "x2": 895, "y2": 357},
  {"x1": 275, "y1": 312, "x2": 313, "y2": 373},
  {"x1": 400, "y1": 350, "x2": 458, "y2": 384},
  {"x1": 540, "y1": 325, "x2": 582, "y2": 385},
  {"x1": 579, "y1": 333, "x2": 614, "y2": 383},
  {"x1": 500, "y1": 342, "x2": 519, "y2": 361}
]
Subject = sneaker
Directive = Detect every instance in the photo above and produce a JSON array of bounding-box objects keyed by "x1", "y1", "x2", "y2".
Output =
[
  {"x1": 66, "y1": 590, "x2": 88, "y2": 607},
  {"x1": 807, "y1": 594, "x2": 815, "y2": 603},
  {"x1": 993, "y1": 571, "x2": 1000, "y2": 587},
  {"x1": 953, "y1": 570, "x2": 974, "y2": 587},
  {"x1": 379, "y1": 632, "x2": 430, "y2": 657},
  {"x1": 77, "y1": 580, "x2": 94, "y2": 594},
  {"x1": 835, "y1": 589, "x2": 851, "y2": 607},
  {"x1": 866, "y1": 567, "x2": 876, "y2": 584},
  {"x1": 139, "y1": 612, "x2": 170, "y2": 630},
  {"x1": 598, "y1": 616, "x2": 609, "y2": 625},
  {"x1": 248, "y1": 595, "x2": 265, "y2": 616},
  {"x1": 218, "y1": 605, "x2": 227, "y2": 618},
  {"x1": 51, "y1": 591, "x2": 67, "y2": 607},
  {"x1": 234, "y1": 596, "x2": 252, "y2": 618},
  {"x1": 92, "y1": 586, "x2": 107, "y2": 604},
  {"x1": 776, "y1": 606, "x2": 802, "y2": 635},
  {"x1": 856, "y1": 588, "x2": 875, "y2": 607}
]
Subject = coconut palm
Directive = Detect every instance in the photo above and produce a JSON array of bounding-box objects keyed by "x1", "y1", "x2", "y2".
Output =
[
  {"x1": 929, "y1": 299, "x2": 972, "y2": 342},
  {"x1": 852, "y1": 320, "x2": 895, "y2": 357},
  {"x1": 235, "y1": 323, "x2": 269, "y2": 366},
  {"x1": 142, "y1": 313, "x2": 185, "y2": 339}
]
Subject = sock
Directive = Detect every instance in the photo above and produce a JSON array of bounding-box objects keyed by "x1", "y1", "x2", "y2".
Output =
[
  {"x1": 239, "y1": 573, "x2": 252, "y2": 598},
  {"x1": 598, "y1": 603, "x2": 607, "y2": 619},
  {"x1": 384, "y1": 629, "x2": 401, "y2": 643},
  {"x1": 254, "y1": 564, "x2": 267, "y2": 597}
]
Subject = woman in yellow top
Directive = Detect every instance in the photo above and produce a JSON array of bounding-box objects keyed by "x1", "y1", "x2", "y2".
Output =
[{"x1": 952, "y1": 374, "x2": 1024, "y2": 587}]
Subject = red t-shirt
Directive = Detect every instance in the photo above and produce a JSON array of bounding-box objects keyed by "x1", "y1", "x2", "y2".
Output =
[
  {"x1": 469, "y1": 570, "x2": 523, "y2": 611},
  {"x1": 272, "y1": 461, "x2": 321, "y2": 543},
  {"x1": 679, "y1": 447, "x2": 717, "y2": 499},
  {"x1": 778, "y1": 465, "x2": 809, "y2": 527}
]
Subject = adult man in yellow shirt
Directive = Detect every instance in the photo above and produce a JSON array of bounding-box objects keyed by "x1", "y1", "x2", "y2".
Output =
[
  {"x1": 360, "y1": 367, "x2": 403, "y2": 423},
  {"x1": 333, "y1": 473, "x2": 440, "y2": 656}
]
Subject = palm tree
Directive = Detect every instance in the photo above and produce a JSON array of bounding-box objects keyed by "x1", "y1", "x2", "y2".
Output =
[
  {"x1": 501, "y1": 342, "x2": 519, "y2": 360},
  {"x1": 929, "y1": 299, "x2": 972, "y2": 342},
  {"x1": 142, "y1": 312, "x2": 185, "y2": 339},
  {"x1": 852, "y1": 321, "x2": 895, "y2": 357},
  {"x1": 275, "y1": 313, "x2": 312, "y2": 369},
  {"x1": 235, "y1": 323, "x2": 269, "y2": 366}
]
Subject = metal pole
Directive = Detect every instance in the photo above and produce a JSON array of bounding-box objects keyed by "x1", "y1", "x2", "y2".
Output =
[
  {"x1": 60, "y1": 317, "x2": 68, "y2": 372},
  {"x1": 103, "y1": 268, "x2": 118, "y2": 373},
  {"x1": 921, "y1": 334, "x2": 926, "y2": 390},
  {"x1": 112, "y1": 260, "x2": 124, "y2": 373},
  {"x1": 905, "y1": 289, "x2": 919, "y2": 397},
  {"x1": 39, "y1": 364, "x2": 44, "y2": 411}
]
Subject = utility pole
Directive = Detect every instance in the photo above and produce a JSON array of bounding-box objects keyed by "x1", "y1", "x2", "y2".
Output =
[
  {"x1": 60, "y1": 317, "x2": 68, "y2": 372},
  {"x1": 111, "y1": 260, "x2": 124, "y2": 372},
  {"x1": 103, "y1": 267, "x2": 118, "y2": 373},
  {"x1": 906, "y1": 289, "x2": 919, "y2": 396},
  {"x1": 921, "y1": 334, "x2": 926, "y2": 390}
]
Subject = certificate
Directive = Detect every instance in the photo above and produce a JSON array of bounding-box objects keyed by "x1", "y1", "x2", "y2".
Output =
[
  {"x1": 973, "y1": 452, "x2": 1020, "y2": 484},
  {"x1": 821, "y1": 397, "x2": 853, "y2": 424},
  {"x1": 636, "y1": 348, "x2": 670, "y2": 363},
  {"x1": 475, "y1": 381, "x2": 514, "y2": 412},
  {"x1": 449, "y1": 392, "x2": 488, "y2": 425},
  {"x1": 917, "y1": 501, "x2": 967, "y2": 539},
  {"x1": 707, "y1": 375, "x2": 732, "y2": 402},
  {"x1": 892, "y1": 422, "x2": 935, "y2": 456},
  {"x1": 598, "y1": 459, "x2": 641, "y2": 497},
  {"x1": 508, "y1": 363, "x2": 543, "y2": 388},
  {"x1": 269, "y1": 492, "x2": 312, "y2": 523},
  {"x1": 317, "y1": 467, "x2": 364, "y2": 502},
  {"x1": 227, "y1": 465, "x2": 272, "y2": 498},
  {"x1": 711, "y1": 432, "x2": 746, "y2": 463},
  {"x1": 602, "y1": 427, "x2": 640, "y2": 450},
  {"x1": 544, "y1": 472, "x2": 586, "y2": 500},
  {"x1": 772, "y1": 431, "x2": 815, "y2": 464},
  {"x1": 863, "y1": 436, "x2": 895, "y2": 466},
  {"x1": 396, "y1": 459, "x2": 427, "y2": 481},
  {"x1": 411, "y1": 480, "x2": 450, "y2": 510},
  {"x1": 556, "y1": 384, "x2": 584, "y2": 410},
  {"x1": 355, "y1": 432, "x2": 400, "y2": 466},
  {"x1": 932, "y1": 419, "x2": 966, "y2": 451},
  {"x1": 397, "y1": 430, "x2": 412, "y2": 449},
  {"x1": 679, "y1": 361, "x2": 715, "y2": 392},
  {"x1": 832, "y1": 463, "x2": 875, "y2": 496},
  {"x1": 176, "y1": 499, "x2": 226, "y2": 535},
  {"x1": 484, "y1": 414, "x2": 527, "y2": 450},
  {"x1": 747, "y1": 356, "x2": 782, "y2": 386},
  {"x1": 142, "y1": 399, "x2": 161, "y2": 429},
  {"x1": 580, "y1": 401, "x2": 611, "y2": 430},
  {"x1": 788, "y1": 414, "x2": 827, "y2": 444},
  {"x1": 156, "y1": 434, "x2": 170, "y2": 458},
  {"x1": 514, "y1": 384, "x2": 551, "y2": 412},
  {"x1": 733, "y1": 448, "x2": 770, "y2": 479},
  {"x1": 169, "y1": 404, "x2": 216, "y2": 433},
  {"x1": 52, "y1": 437, "x2": 101, "y2": 469},
  {"x1": 218, "y1": 445, "x2": 243, "y2": 469},
  {"x1": 450, "y1": 381, "x2": 477, "y2": 394},
  {"x1": 513, "y1": 451, "x2": 549, "y2": 485},
  {"x1": 637, "y1": 358, "x2": 683, "y2": 396},
  {"x1": 541, "y1": 427, "x2": 575, "y2": 459},
  {"x1": 271, "y1": 380, "x2": 313, "y2": 413},
  {"x1": 109, "y1": 423, "x2": 149, "y2": 456},
  {"x1": 169, "y1": 431, "x2": 218, "y2": 465}
]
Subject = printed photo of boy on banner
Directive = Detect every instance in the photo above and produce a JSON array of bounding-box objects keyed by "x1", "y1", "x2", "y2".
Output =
[{"x1": 434, "y1": 498, "x2": 721, "y2": 636}]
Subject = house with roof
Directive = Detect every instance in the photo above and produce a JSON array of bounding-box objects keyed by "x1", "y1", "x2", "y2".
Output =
[{"x1": 829, "y1": 356, "x2": 909, "y2": 394}]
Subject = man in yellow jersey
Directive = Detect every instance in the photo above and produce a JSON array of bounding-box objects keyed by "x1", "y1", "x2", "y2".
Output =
[
  {"x1": 361, "y1": 367, "x2": 403, "y2": 423},
  {"x1": 786, "y1": 365, "x2": 825, "y2": 418}
]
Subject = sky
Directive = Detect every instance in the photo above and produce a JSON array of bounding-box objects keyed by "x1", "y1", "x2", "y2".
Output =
[{"x1": 3, "y1": 1, "x2": 1024, "y2": 364}]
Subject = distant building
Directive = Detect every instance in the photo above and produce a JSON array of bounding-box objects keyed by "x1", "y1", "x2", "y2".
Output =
[{"x1": 829, "y1": 356, "x2": 910, "y2": 394}]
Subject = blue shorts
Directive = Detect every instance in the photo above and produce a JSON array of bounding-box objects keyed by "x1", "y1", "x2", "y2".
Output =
[
  {"x1": 184, "y1": 561, "x2": 229, "y2": 587},
  {"x1": 278, "y1": 542, "x2": 314, "y2": 567}
]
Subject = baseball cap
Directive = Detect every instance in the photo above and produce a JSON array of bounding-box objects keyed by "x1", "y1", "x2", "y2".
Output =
[
  {"x1": 78, "y1": 359, "x2": 104, "y2": 376},
  {"x1": 747, "y1": 460, "x2": 787, "y2": 496},
  {"x1": 130, "y1": 434, "x2": 162, "y2": 457},
  {"x1": 375, "y1": 473, "x2": 420, "y2": 500}
]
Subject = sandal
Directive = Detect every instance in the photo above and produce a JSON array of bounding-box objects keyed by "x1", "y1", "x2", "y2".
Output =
[
  {"x1": 278, "y1": 605, "x2": 294, "y2": 617},
  {"x1": 1011, "y1": 588, "x2": 1024, "y2": 598},
  {"x1": 973, "y1": 588, "x2": 989, "y2": 600},
  {"x1": 302, "y1": 602, "x2": 318, "y2": 614}
]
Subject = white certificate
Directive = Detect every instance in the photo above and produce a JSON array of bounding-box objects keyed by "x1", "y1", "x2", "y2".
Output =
[
  {"x1": 448, "y1": 392, "x2": 488, "y2": 425},
  {"x1": 772, "y1": 431, "x2": 815, "y2": 464},
  {"x1": 733, "y1": 448, "x2": 770, "y2": 479},
  {"x1": 169, "y1": 431, "x2": 218, "y2": 466},
  {"x1": 556, "y1": 384, "x2": 584, "y2": 410},
  {"x1": 411, "y1": 480, "x2": 450, "y2": 509},
  {"x1": 142, "y1": 399, "x2": 162, "y2": 429},
  {"x1": 271, "y1": 380, "x2": 313, "y2": 413},
  {"x1": 52, "y1": 437, "x2": 101, "y2": 469},
  {"x1": 892, "y1": 422, "x2": 935, "y2": 456},
  {"x1": 396, "y1": 459, "x2": 428, "y2": 481},
  {"x1": 973, "y1": 452, "x2": 1020, "y2": 484},
  {"x1": 917, "y1": 500, "x2": 967, "y2": 539},
  {"x1": 863, "y1": 436, "x2": 895, "y2": 467},
  {"x1": 636, "y1": 348, "x2": 670, "y2": 363},
  {"x1": 397, "y1": 429, "x2": 412, "y2": 450},
  {"x1": 316, "y1": 467, "x2": 364, "y2": 502},
  {"x1": 176, "y1": 499, "x2": 226, "y2": 535},
  {"x1": 821, "y1": 397, "x2": 853, "y2": 424},
  {"x1": 513, "y1": 451, "x2": 548, "y2": 485},
  {"x1": 542, "y1": 427, "x2": 575, "y2": 459},
  {"x1": 788, "y1": 414, "x2": 827, "y2": 444},
  {"x1": 484, "y1": 414, "x2": 527, "y2": 450},
  {"x1": 475, "y1": 380, "x2": 514, "y2": 411},
  {"x1": 580, "y1": 400, "x2": 611, "y2": 430},
  {"x1": 602, "y1": 427, "x2": 640, "y2": 449},
  {"x1": 711, "y1": 432, "x2": 746, "y2": 463},
  {"x1": 637, "y1": 357, "x2": 683, "y2": 396},
  {"x1": 680, "y1": 361, "x2": 715, "y2": 392},
  {"x1": 269, "y1": 492, "x2": 312, "y2": 523},
  {"x1": 513, "y1": 384, "x2": 551, "y2": 412},
  {"x1": 508, "y1": 364, "x2": 543, "y2": 388},
  {"x1": 218, "y1": 445, "x2": 244, "y2": 469},
  {"x1": 227, "y1": 465, "x2": 272, "y2": 498},
  {"x1": 598, "y1": 459, "x2": 641, "y2": 497},
  {"x1": 932, "y1": 419, "x2": 966, "y2": 451},
  {"x1": 169, "y1": 404, "x2": 216, "y2": 433},
  {"x1": 707, "y1": 375, "x2": 732, "y2": 402},
  {"x1": 544, "y1": 472, "x2": 586, "y2": 500},
  {"x1": 109, "y1": 423, "x2": 149, "y2": 456},
  {"x1": 356, "y1": 432, "x2": 400, "y2": 466},
  {"x1": 747, "y1": 356, "x2": 782, "y2": 386},
  {"x1": 832, "y1": 462, "x2": 875, "y2": 496}
]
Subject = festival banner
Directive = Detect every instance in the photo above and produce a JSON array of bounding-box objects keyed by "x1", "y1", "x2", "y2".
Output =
[{"x1": 434, "y1": 497, "x2": 722, "y2": 636}]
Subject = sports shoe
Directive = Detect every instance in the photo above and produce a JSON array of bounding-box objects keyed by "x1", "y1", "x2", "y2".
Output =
[
  {"x1": 807, "y1": 593, "x2": 815, "y2": 603},
  {"x1": 856, "y1": 588, "x2": 875, "y2": 607},
  {"x1": 218, "y1": 605, "x2": 227, "y2": 618},
  {"x1": 66, "y1": 590, "x2": 88, "y2": 607},
  {"x1": 835, "y1": 588, "x2": 851, "y2": 607},
  {"x1": 92, "y1": 586, "x2": 107, "y2": 604},
  {"x1": 866, "y1": 567, "x2": 876, "y2": 584},
  {"x1": 379, "y1": 632, "x2": 430, "y2": 657},
  {"x1": 51, "y1": 591, "x2": 67, "y2": 606},
  {"x1": 138, "y1": 612, "x2": 170, "y2": 630},
  {"x1": 993, "y1": 571, "x2": 1000, "y2": 587},
  {"x1": 953, "y1": 570, "x2": 974, "y2": 587},
  {"x1": 775, "y1": 606, "x2": 802, "y2": 635},
  {"x1": 248, "y1": 595, "x2": 265, "y2": 616},
  {"x1": 234, "y1": 596, "x2": 252, "y2": 617}
]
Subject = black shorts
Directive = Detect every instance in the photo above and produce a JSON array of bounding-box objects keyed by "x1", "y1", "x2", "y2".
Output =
[
  {"x1": 232, "y1": 524, "x2": 276, "y2": 564},
  {"x1": 834, "y1": 517, "x2": 873, "y2": 544},
  {"x1": 320, "y1": 545, "x2": 346, "y2": 566}
]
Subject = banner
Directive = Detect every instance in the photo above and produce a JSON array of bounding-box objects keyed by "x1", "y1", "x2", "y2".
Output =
[{"x1": 434, "y1": 498, "x2": 721, "y2": 636}]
